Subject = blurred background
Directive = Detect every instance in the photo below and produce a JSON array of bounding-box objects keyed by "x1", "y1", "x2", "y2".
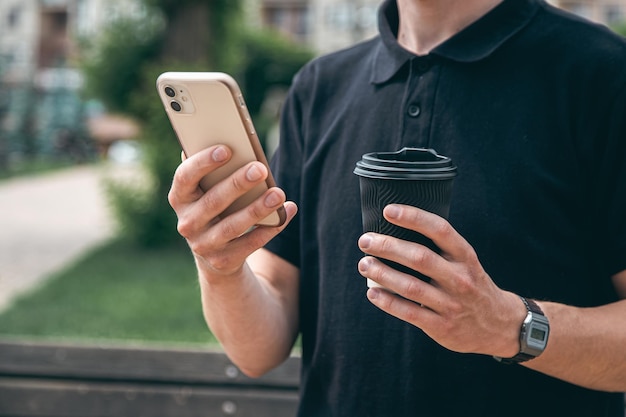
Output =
[{"x1": 0, "y1": 0, "x2": 624, "y2": 348}]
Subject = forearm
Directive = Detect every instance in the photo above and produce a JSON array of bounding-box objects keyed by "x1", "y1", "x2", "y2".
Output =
[
  {"x1": 524, "y1": 299, "x2": 626, "y2": 392},
  {"x1": 198, "y1": 259, "x2": 299, "y2": 378}
]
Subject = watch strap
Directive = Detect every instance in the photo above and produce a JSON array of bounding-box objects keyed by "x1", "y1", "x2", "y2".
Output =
[{"x1": 523, "y1": 297, "x2": 544, "y2": 316}]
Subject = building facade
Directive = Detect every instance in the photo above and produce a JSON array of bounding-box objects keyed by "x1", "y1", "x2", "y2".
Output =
[
  {"x1": 253, "y1": 0, "x2": 626, "y2": 53},
  {"x1": 0, "y1": 0, "x2": 143, "y2": 161},
  {"x1": 549, "y1": 0, "x2": 626, "y2": 25},
  {"x1": 250, "y1": 0, "x2": 380, "y2": 53},
  {"x1": 0, "y1": 1, "x2": 40, "y2": 86}
]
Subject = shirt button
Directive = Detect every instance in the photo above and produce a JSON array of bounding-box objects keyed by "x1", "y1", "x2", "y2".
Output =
[{"x1": 407, "y1": 104, "x2": 421, "y2": 117}]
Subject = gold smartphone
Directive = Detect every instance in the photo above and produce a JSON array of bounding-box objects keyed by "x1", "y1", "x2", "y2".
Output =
[{"x1": 156, "y1": 72, "x2": 286, "y2": 227}]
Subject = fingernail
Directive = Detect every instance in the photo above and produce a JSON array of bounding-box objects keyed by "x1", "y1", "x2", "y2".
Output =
[
  {"x1": 359, "y1": 257, "x2": 371, "y2": 272},
  {"x1": 212, "y1": 146, "x2": 228, "y2": 162},
  {"x1": 386, "y1": 205, "x2": 401, "y2": 219},
  {"x1": 359, "y1": 234, "x2": 372, "y2": 250},
  {"x1": 264, "y1": 191, "x2": 281, "y2": 207},
  {"x1": 246, "y1": 164, "x2": 263, "y2": 181},
  {"x1": 368, "y1": 288, "x2": 380, "y2": 300}
]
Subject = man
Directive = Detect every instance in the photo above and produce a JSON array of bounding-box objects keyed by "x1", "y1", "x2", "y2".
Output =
[{"x1": 168, "y1": 0, "x2": 626, "y2": 415}]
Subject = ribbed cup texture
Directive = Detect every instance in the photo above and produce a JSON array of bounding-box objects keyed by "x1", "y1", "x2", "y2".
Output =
[{"x1": 359, "y1": 177, "x2": 454, "y2": 281}]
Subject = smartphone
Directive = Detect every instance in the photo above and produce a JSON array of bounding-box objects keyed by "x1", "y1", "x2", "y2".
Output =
[{"x1": 156, "y1": 72, "x2": 286, "y2": 227}]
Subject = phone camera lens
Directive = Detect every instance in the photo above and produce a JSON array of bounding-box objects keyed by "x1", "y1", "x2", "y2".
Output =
[
  {"x1": 170, "y1": 101, "x2": 182, "y2": 112},
  {"x1": 165, "y1": 86, "x2": 176, "y2": 97}
]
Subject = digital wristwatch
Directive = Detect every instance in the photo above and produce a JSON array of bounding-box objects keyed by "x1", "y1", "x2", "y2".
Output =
[{"x1": 494, "y1": 296, "x2": 550, "y2": 364}]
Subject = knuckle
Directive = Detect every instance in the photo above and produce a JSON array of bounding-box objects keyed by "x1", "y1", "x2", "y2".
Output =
[
  {"x1": 378, "y1": 235, "x2": 395, "y2": 253},
  {"x1": 362, "y1": 258, "x2": 388, "y2": 286},
  {"x1": 187, "y1": 229, "x2": 218, "y2": 256},
  {"x1": 246, "y1": 200, "x2": 266, "y2": 220},
  {"x1": 189, "y1": 236, "x2": 222, "y2": 262},
  {"x1": 168, "y1": 187, "x2": 191, "y2": 210},
  {"x1": 370, "y1": 262, "x2": 387, "y2": 282},
  {"x1": 439, "y1": 319, "x2": 456, "y2": 335},
  {"x1": 231, "y1": 172, "x2": 248, "y2": 193},
  {"x1": 408, "y1": 247, "x2": 429, "y2": 269},
  {"x1": 191, "y1": 153, "x2": 209, "y2": 173},
  {"x1": 173, "y1": 165, "x2": 192, "y2": 188},
  {"x1": 187, "y1": 239, "x2": 207, "y2": 256},
  {"x1": 453, "y1": 272, "x2": 475, "y2": 296},
  {"x1": 375, "y1": 290, "x2": 393, "y2": 310},
  {"x1": 404, "y1": 303, "x2": 423, "y2": 323},
  {"x1": 167, "y1": 188, "x2": 177, "y2": 208},
  {"x1": 201, "y1": 192, "x2": 223, "y2": 215},
  {"x1": 208, "y1": 252, "x2": 233, "y2": 271},
  {"x1": 446, "y1": 299, "x2": 464, "y2": 316},
  {"x1": 466, "y1": 251, "x2": 481, "y2": 269},
  {"x1": 176, "y1": 218, "x2": 193, "y2": 237},
  {"x1": 219, "y1": 218, "x2": 240, "y2": 240},
  {"x1": 404, "y1": 277, "x2": 425, "y2": 299},
  {"x1": 432, "y1": 217, "x2": 453, "y2": 239}
]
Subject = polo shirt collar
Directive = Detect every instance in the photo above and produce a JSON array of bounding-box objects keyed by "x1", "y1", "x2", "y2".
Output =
[{"x1": 371, "y1": 0, "x2": 541, "y2": 84}]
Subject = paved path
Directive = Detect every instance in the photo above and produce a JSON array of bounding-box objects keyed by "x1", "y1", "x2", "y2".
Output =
[{"x1": 0, "y1": 163, "x2": 141, "y2": 313}]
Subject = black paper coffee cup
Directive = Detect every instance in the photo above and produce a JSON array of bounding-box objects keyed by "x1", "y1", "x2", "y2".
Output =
[{"x1": 354, "y1": 148, "x2": 457, "y2": 284}]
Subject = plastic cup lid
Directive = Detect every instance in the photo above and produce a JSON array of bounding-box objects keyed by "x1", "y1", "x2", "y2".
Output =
[{"x1": 354, "y1": 147, "x2": 457, "y2": 180}]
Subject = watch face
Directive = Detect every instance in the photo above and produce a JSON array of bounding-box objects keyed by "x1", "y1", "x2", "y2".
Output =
[
  {"x1": 530, "y1": 326, "x2": 547, "y2": 342},
  {"x1": 526, "y1": 321, "x2": 549, "y2": 351}
]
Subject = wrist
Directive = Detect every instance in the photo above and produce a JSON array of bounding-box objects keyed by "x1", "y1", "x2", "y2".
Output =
[
  {"x1": 494, "y1": 291, "x2": 528, "y2": 358},
  {"x1": 494, "y1": 295, "x2": 551, "y2": 364},
  {"x1": 195, "y1": 254, "x2": 247, "y2": 283}
]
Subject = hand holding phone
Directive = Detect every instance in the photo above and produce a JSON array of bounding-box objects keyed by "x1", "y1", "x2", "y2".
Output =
[{"x1": 156, "y1": 72, "x2": 286, "y2": 227}]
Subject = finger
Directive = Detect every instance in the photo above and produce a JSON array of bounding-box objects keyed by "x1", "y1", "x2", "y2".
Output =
[
  {"x1": 190, "y1": 201, "x2": 298, "y2": 274},
  {"x1": 358, "y1": 232, "x2": 452, "y2": 285},
  {"x1": 366, "y1": 286, "x2": 441, "y2": 330},
  {"x1": 383, "y1": 204, "x2": 474, "y2": 261},
  {"x1": 181, "y1": 160, "x2": 270, "y2": 229},
  {"x1": 223, "y1": 201, "x2": 298, "y2": 260},
  {"x1": 169, "y1": 145, "x2": 231, "y2": 208},
  {"x1": 358, "y1": 256, "x2": 446, "y2": 311},
  {"x1": 204, "y1": 186, "x2": 289, "y2": 244}
]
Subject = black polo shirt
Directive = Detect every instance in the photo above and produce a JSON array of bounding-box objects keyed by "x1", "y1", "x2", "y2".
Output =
[{"x1": 266, "y1": 0, "x2": 626, "y2": 416}]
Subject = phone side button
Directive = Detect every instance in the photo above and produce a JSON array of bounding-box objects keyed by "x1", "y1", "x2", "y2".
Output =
[{"x1": 242, "y1": 107, "x2": 252, "y2": 121}]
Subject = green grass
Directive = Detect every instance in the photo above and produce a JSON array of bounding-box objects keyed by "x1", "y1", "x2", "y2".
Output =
[{"x1": 0, "y1": 239, "x2": 219, "y2": 347}]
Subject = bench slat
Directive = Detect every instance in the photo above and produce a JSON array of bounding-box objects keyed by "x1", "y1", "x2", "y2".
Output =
[
  {"x1": 0, "y1": 340, "x2": 300, "y2": 388},
  {"x1": 0, "y1": 340, "x2": 301, "y2": 417},
  {"x1": 0, "y1": 377, "x2": 298, "y2": 417}
]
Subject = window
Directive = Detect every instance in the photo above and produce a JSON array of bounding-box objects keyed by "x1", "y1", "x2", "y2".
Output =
[{"x1": 262, "y1": 5, "x2": 310, "y2": 41}]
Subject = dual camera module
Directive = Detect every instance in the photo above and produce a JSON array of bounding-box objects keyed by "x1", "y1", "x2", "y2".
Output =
[{"x1": 165, "y1": 86, "x2": 182, "y2": 112}]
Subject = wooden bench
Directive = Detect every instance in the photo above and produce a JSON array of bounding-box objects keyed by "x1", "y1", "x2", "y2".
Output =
[
  {"x1": 0, "y1": 340, "x2": 300, "y2": 417},
  {"x1": 2, "y1": 340, "x2": 624, "y2": 416}
]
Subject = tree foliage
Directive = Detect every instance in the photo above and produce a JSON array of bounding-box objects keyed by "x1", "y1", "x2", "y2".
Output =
[{"x1": 81, "y1": 16, "x2": 164, "y2": 115}]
